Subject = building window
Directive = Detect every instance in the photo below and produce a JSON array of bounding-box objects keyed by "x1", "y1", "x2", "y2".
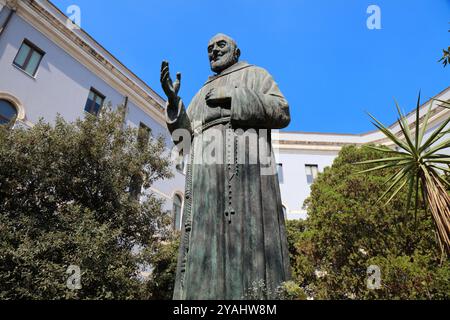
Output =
[
  {"x1": 305, "y1": 164, "x2": 319, "y2": 185},
  {"x1": 0, "y1": 99, "x2": 17, "y2": 126},
  {"x1": 13, "y1": 39, "x2": 45, "y2": 77},
  {"x1": 137, "y1": 122, "x2": 151, "y2": 148},
  {"x1": 173, "y1": 193, "x2": 183, "y2": 230},
  {"x1": 84, "y1": 88, "x2": 105, "y2": 116},
  {"x1": 277, "y1": 163, "x2": 284, "y2": 184}
]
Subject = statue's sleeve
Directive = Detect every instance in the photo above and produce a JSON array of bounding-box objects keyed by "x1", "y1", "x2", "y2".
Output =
[
  {"x1": 230, "y1": 67, "x2": 291, "y2": 129},
  {"x1": 165, "y1": 98, "x2": 193, "y2": 137}
]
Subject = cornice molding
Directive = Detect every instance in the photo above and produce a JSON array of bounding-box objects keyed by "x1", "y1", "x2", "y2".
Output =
[
  {"x1": 273, "y1": 143, "x2": 343, "y2": 151},
  {"x1": 4, "y1": 0, "x2": 18, "y2": 10}
]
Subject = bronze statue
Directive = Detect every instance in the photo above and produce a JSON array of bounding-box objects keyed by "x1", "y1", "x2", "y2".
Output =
[{"x1": 161, "y1": 33, "x2": 291, "y2": 300}]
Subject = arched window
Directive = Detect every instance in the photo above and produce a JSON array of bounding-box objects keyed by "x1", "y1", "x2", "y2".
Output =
[
  {"x1": 173, "y1": 193, "x2": 183, "y2": 230},
  {"x1": 0, "y1": 99, "x2": 18, "y2": 126}
]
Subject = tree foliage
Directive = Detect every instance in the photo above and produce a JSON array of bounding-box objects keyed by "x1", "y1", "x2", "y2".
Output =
[
  {"x1": 0, "y1": 108, "x2": 173, "y2": 299},
  {"x1": 287, "y1": 145, "x2": 449, "y2": 300},
  {"x1": 144, "y1": 232, "x2": 180, "y2": 300}
]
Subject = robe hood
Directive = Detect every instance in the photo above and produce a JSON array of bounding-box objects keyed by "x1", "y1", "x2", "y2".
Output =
[{"x1": 204, "y1": 61, "x2": 253, "y2": 86}]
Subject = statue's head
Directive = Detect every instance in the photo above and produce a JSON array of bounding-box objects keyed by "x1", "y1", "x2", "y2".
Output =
[{"x1": 208, "y1": 33, "x2": 241, "y2": 74}]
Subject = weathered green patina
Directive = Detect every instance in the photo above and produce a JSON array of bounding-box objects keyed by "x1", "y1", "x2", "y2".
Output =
[{"x1": 161, "y1": 34, "x2": 291, "y2": 300}]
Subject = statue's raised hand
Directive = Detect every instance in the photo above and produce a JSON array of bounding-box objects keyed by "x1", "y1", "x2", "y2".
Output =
[{"x1": 160, "y1": 61, "x2": 181, "y2": 105}]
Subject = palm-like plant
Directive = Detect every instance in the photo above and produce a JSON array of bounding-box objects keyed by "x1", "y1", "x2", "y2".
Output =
[
  {"x1": 440, "y1": 47, "x2": 450, "y2": 67},
  {"x1": 439, "y1": 24, "x2": 449, "y2": 67},
  {"x1": 358, "y1": 95, "x2": 450, "y2": 255}
]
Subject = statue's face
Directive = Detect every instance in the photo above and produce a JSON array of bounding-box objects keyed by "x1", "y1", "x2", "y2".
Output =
[{"x1": 208, "y1": 35, "x2": 239, "y2": 74}]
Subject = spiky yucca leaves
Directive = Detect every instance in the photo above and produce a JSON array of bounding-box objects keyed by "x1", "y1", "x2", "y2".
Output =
[
  {"x1": 358, "y1": 95, "x2": 450, "y2": 255},
  {"x1": 440, "y1": 47, "x2": 450, "y2": 67},
  {"x1": 439, "y1": 25, "x2": 449, "y2": 67}
]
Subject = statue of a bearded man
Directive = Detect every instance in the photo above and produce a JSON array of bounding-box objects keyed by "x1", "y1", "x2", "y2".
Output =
[{"x1": 161, "y1": 34, "x2": 291, "y2": 300}]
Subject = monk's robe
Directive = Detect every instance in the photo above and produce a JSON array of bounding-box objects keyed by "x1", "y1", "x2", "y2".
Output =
[{"x1": 166, "y1": 61, "x2": 291, "y2": 300}]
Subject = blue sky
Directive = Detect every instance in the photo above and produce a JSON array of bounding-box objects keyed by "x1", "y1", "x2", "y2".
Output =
[{"x1": 52, "y1": 0, "x2": 449, "y2": 134}]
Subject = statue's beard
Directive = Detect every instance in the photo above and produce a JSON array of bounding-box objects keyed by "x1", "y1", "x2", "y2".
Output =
[{"x1": 210, "y1": 53, "x2": 238, "y2": 74}]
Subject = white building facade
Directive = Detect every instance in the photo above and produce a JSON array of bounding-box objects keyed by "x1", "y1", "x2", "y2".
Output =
[{"x1": 1, "y1": 0, "x2": 448, "y2": 225}]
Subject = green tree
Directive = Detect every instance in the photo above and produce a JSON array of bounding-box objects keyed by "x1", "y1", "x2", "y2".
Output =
[
  {"x1": 288, "y1": 145, "x2": 449, "y2": 300},
  {"x1": 0, "y1": 107, "x2": 173, "y2": 299},
  {"x1": 144, "y1": 232, "x2": 180, "y2": 300},
  {"x1": 286, "y1": 219, "x2": 316, "y2": 298}
]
